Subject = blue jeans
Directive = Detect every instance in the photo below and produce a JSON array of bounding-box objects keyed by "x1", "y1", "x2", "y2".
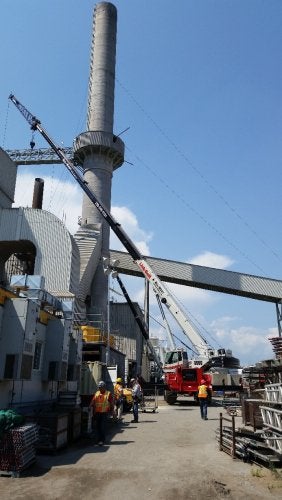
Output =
[
  {"x1": 133, "y1": 399, "x2": 139, "y2": 422},
  {"x1": 199, "y1": 398, "x2": 208, "y2": 419}
]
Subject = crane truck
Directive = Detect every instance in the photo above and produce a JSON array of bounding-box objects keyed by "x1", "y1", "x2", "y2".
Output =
[{"x1": 8, "y1": 94, "x2": 241, "y2": 405}]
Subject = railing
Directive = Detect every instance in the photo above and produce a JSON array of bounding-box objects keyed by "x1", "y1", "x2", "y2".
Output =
[
  {"x1": 219, "y1": 412, "x2": 236, "y2": 459},
  {"x1": 80, "y1": 325, "x2": 115, "y2": 348}
]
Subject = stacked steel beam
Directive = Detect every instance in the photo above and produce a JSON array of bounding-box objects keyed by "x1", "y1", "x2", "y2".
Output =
[{"x1": 0, "y1": 423, "x2": 38, "y2": 474}]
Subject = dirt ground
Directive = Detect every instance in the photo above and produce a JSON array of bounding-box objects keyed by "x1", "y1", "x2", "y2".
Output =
[{"x1": 1, "y1": 398, "x2": 282, "y2": 499}]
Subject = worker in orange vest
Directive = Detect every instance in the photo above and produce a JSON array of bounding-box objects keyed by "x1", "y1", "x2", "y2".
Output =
[
  {"x1": 90, "y1": 380, "x2": 113, "y2": 445},
  {"x1": 114, "y1": 377, "x2": 124, "y2": 422},
  {"x1": 198, "y1": 378, "x2": 211, "y2": 420}
]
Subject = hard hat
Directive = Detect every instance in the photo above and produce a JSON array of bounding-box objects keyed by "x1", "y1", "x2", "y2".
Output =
[
  {"x1": 200, "y1": 379, "x2": 206, "y2": 385},
  {"x1": 130, "y1": 378, "x2": 136, "y2": 383},
  {"x1": 116, "y1": 377, "x2": 122, "y2": 383},
  {"x1": 98, "y1": 380, "x2": 106, "y2": 388}
]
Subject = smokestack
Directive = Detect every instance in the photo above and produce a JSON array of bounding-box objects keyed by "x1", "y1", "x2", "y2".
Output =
[
  {"x1": 73, "y1": 2, "x2": 125, "y2": 319},
  {"x1": 32, "y1": 178, "x2": 44, "y2": 209},
  {"x1": 87, "y1": 1, "x2": 117, "y2": 133}
]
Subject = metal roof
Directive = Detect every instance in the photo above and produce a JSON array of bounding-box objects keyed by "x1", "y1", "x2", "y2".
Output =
[{"x1": 109, "y1": 250, "x2": 282, "y2": 303}]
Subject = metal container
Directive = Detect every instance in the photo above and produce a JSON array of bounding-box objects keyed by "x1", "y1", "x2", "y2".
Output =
[{"x1": 80, "y1": 361, "x2": 103, "y2": 395}]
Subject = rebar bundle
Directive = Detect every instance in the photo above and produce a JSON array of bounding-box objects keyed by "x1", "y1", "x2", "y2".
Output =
[{"x1": 0, "y1": 423, "x2": 38, "y2": 473}]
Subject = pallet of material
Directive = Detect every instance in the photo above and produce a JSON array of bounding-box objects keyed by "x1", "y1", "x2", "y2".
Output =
[
  {"x1": 262, "y1": 430, "x2": 282, "y2": 455},
  {"x1": 0, "y1": 423, "x2": 38, "y2": 476},
  {"x1": 216, "y1": 426, "x2": 281, "y2": 466},
  {"x1": 26, "y1": 412, "x2": 68, "y2": 452}
]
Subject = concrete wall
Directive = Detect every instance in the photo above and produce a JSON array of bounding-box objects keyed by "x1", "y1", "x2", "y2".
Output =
[{"x1": 0, "y1": 148, "x2": 17, "y2": 209}]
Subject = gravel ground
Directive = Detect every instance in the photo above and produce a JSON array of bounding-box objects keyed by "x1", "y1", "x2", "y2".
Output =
[{"x1": 1, "y1": 398, "x2": 281, "y2": 499}]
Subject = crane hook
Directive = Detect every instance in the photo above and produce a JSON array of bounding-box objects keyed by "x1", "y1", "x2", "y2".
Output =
[{"x1": 30, "y1": 132, "x2": 35, "y2": 150}]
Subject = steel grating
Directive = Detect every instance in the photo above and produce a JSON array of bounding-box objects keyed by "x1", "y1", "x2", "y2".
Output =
[
  {"x1": 265, "y1": 384, "x2": 282, "y2": 404},
  {"x1": 109, "y1": 250, "x2": 282, "y2": 303},
  {"x1": 260, "y1": 406, "x2": 282, "y2": 432}
]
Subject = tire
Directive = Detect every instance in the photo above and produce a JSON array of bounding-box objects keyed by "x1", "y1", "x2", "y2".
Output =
[{"x1": 164, "y1": 390, "x2": 177, "y2": 405}]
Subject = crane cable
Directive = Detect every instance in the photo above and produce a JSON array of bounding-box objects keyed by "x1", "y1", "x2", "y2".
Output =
[
  {"x1": 117, "y1": 77, "x2": 281, "y2": 270},
  {"x1": 2, "y1": 99, "x2": 10, "y2": 148}
]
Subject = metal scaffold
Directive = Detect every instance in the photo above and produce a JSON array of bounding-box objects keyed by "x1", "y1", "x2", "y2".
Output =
[{"x1": 5, "y1": 147, "x2": 75, "y2": 166}]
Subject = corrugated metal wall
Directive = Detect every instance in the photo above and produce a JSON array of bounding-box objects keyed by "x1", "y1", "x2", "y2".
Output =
[
  {"x1": 73, "y1": 226, "x2": 102, "y2": 302},
  {"x1": 0, "y1": 207, "x2": 80, "y2": 294},
  {"x1": 110, "y1": 302, "x2": 144, "y2": 371}
]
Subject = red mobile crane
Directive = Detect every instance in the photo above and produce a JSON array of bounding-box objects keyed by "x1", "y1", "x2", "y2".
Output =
[{"x1": 9, "y1": 94, "x2": 241, "y2": 404}]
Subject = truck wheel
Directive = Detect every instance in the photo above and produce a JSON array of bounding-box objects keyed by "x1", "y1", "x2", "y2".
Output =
[{"x1": 164, "y1": 390, "x2": 177, "y2": 405}]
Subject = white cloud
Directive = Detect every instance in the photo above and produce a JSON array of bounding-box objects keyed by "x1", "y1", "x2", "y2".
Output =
[
  {"x1": 210, "y1": 316, "x2": 239, "y2": 329},
  {"x1": 210, "y1": 315, "x2": 274, "y2": 365},
  {"x1": 169, "y1": 282, "x2": 216, "y2": 306},
  {"x1": 111, "y1": 205, "x2": 153, "y2": 254},
  {"x1": 13, "y1": 173, "x2": 153, "y2": 254},
  {"x1": 189, "y1": 251, "x2": 234, "y2": 269}
]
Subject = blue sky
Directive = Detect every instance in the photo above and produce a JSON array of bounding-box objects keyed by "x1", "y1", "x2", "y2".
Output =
[{"x1": 1, "y1": 0, "x2": 282, "y2": 365}]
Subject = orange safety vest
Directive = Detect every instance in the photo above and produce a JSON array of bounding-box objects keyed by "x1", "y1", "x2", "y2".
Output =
[
  {"x1": 114, "y1": 383, "x2": 123, "y2": 401},
  {"x1": 93, "y1": 390, "x2": 111, "y2": 413},
  {"x1": 198, "y1": 384, "x2": 208, "y2": 398}
]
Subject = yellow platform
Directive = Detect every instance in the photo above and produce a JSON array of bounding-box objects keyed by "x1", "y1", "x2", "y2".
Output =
[{"x1": 81, "y1": 325, "x2": 115, "y2": 347}]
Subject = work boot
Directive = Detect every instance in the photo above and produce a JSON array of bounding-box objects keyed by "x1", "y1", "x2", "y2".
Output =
[{"x1": 131, "y1": 419, "x2": 138, "y2": 423}]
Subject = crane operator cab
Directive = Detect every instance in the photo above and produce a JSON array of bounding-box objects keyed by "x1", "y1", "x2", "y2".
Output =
[{"x1": 164, "y1": 348, "x2": 188, "y2": 368}]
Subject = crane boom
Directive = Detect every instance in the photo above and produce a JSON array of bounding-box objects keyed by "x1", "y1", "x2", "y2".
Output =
[
  {"x1": 155, "y1": 294, "x2": 175, "y2": 350},
  {"x1": 8, "y1": 93, "x2": 212, "y2": 360}
]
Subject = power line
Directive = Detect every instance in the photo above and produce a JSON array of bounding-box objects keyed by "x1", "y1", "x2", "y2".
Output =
[
  {"x1": 126, "y1": 144, "x2": 266, "y2": 275},
  {"x1": 117, "y1": 77, "x2": 281, "y2": 269},
  {"x1": 2, "y1": 99, "x2": 10, "y2": 148}
]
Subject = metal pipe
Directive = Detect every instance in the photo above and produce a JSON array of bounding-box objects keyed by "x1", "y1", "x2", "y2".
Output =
[{"x1": 32, "y1": 178, "x2": 44, "y2": 209}]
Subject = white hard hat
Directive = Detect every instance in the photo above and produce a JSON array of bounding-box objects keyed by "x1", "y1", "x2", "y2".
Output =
[{"x1": 98, "y1": 380, "x2": 106, "y2": 388}]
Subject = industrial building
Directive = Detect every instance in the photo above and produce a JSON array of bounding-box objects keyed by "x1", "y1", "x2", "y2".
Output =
[{"x1": 1, "y1": 0, "x2": 282, "y2": 418}]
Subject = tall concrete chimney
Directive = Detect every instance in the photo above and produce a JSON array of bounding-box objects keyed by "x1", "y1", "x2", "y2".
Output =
[{"x1": 73, "y1": 2, "x2": 124, "y2": 321}]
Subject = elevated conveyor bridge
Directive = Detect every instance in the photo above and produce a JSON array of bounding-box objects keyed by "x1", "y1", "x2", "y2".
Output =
[
  {"x1": 109, "y1": 250, "x2": 282, "y2": 335},
  {"x1": 109, "y1": 250, "x2": 282, "y2": 303}
]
